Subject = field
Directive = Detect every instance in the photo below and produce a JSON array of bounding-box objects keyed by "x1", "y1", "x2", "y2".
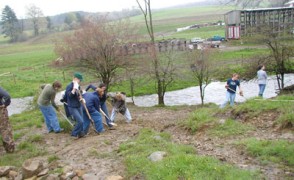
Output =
[
  {"x1": 0, "y1": 4, "x2": 293, "y2": 180},
  {"x1": 0, "y1": 5, "x2": 268, "y2": 98}
]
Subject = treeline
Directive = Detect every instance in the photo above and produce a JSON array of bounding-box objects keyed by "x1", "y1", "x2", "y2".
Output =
[{"x1": 0, "y1": 4, "x2": 141, "y2": 43}]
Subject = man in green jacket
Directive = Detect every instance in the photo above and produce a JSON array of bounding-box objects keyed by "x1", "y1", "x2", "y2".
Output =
[{"x1": 38, "y1": 81, "x2": 63, "y2": 133}]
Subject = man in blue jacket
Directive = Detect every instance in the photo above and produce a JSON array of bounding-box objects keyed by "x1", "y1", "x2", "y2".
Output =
[
  {"x1": 64, "y1": 72, "x2": 85, "y2": 138},
  {"x1": 82, "y1": 90, "x2": 104, "y2": 134},
  {"x1": 0, "y1": 87, "x2": 15, "y2": 153}
]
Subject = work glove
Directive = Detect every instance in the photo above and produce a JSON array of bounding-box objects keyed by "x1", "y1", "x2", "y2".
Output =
[{"x1": 73, "y1": 81, "x2": 79, "y2": 90}]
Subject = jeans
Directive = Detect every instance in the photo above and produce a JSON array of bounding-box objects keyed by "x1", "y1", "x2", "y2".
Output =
[
  {"x1": 83, "y1": 110, "x2": 104, "y2": 134},
  {"x1": 100, "y1": 102, "x2": 112, "y2": 127},
  {"x1": 110, "y1": 108, "x2": 132, "y2": 123},
  {"x1": 220, "y1": 91, "x2": 236, "y2": 108},
  {"x1": 258, "y1": 84, "x2": 266, "y2": 97},
  {"x1": 39, "y1": 105, "x2": 61, "y2": 132},
  {"x1": 68, "y1": 106, "x2": 84, "y2": 137}
]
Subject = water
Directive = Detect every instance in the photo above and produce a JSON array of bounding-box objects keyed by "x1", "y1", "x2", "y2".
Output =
[{"x1": 7, "y1": 74, "x2": 294, "y2": 116}]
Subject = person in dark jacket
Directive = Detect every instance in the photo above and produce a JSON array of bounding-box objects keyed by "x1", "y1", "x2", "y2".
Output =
[
  {"x1": 0, "y1": 87, "x2": 15, "y2": 153},
  {"x1": 86, "y1": 83, "x2": 115, "y2": 127},
  {"x1": 109, "y1": 92, "x2": 132, "y2": 123},
  {"x1": 64, "y1": 72, "x2": 85, "y2": 138},
  {"x1": 82, "y1": 90, "x2": 104, "y2": 134}
]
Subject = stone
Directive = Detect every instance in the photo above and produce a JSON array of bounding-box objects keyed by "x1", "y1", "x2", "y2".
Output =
[
  {"x1": 62, "y1": 166, "x2": 73, "y2": 174},
  {"x1": 82, "y1": 173, "x2": 99, "y2": 180},
  {"x1": 8, "y1": 170, "x2": 18, "y2": 179},
  {"x1": 45, "y1": 174, "x2": 59, "y2": 180},
  {"x1": 25, "y1": 176, "x2": 37, "y2": 180},
  {"x1": 65, "y1": 171, "x2": 76, "y2": 179},
  {"x1": 22, "y1": 159, "x2": 44, "y2": 179},
  {"x1": 153, "y1": 135, "x2": 162, "y2": 140},
  {"x1": 37, "y1": 168, "x2": 49, "y2": 177},
  {"x1": 219, "y1": 119, "x2": 226, "y2": 124},
  {"x1": 75, "y1": 170, "x2": 85, "y2": 177},
  {"x1": 0, "y1": 166, "x2": 11, "y2": 177},
  {"x1": 106, "y1": 175, "x2": 124, "y2": 180},
  {"x1": 148, "y1": 151, "x2": 166, "y2": 162}
]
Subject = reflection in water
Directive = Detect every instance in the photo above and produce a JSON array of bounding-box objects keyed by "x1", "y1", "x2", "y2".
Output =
[{"x1": 8, "y1": 74, "x2": 294, "y2": 116}]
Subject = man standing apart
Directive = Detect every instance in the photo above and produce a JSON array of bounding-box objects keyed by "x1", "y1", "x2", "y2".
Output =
[
  {"x1": 64, "y1": 72, "x2": 85, "y2": 138},
  {"x1": 220, "y1": 73, "x2": 243, "y2": 108},
  {"x1": 38, "y1": 81, "x2": 63, "y2": 133},
  {"x1": 257, "y1": 65, "x2": 267, "y2": 97},
  {"x1": 0, "y1": 87, "x2": 15, "y2": 153}
]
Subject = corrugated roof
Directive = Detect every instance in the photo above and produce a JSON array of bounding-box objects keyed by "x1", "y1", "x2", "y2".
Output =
[
  {"x1": 224, "y1": 6, "x2": 294, "y2": 15},
  {"x1": 285, "y1": 0, "x2": 294, "y2": 5}
]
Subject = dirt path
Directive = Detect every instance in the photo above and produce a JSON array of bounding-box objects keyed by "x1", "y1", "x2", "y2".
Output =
[{"x1": 9, "y1": 104, "x2": 293, "y2": 179}]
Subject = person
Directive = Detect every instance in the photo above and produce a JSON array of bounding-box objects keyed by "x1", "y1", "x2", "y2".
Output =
[
  {"x1": 82, "y1": 89, "x2": 105, "y2": 134},
  {"x1": 60, "y1": 90, "x2": 75, "y2": 125},
  {"x1": 110, "y1": 92, "x2": 132, "y2": 123},
  {"x1": 38, "y1": 81, "x2": 63, "y2": 133},
  {"x1": 64, "y1": 72, "x2": 85, "y2": 138},
  {"x1": 86, "y1": 83, "x2": 115, "y2": 128},
  {"x1": 220, "y1": 73, "x2": 243, "y2": 108},
  {"x1": 257, "y1": 64, "x2": 267, "y2": 97},
  {"x1": 0, "y1": 87, "x2": 15, "y2": 153}
]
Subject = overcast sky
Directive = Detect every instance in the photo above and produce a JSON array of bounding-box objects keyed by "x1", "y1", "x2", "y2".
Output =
[{"x1": 1, "y1": 0, "x2": 203, "y2": 18}]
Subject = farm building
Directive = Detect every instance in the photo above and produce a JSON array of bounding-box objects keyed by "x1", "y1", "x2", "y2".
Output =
[{"x1": 224, "y1": 6, "x2": 294, "y2": 39}]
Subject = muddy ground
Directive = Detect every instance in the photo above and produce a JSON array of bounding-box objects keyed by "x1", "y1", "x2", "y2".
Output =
[{"x1": 2, "y1": 104, "x2": 294, "y2": 179}]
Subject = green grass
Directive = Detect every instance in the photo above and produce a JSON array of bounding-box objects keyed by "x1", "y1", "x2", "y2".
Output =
[
  {"x1": 119, "y1": 128, "x2": 259, "y2": 179},
  {"x1": 238, "y1": 138, "x2": 294, "y2": 166},
  {"x1": 179, "y1": 106, "x2": 217, "y2": 134},
  {"x1": 48, "y1": 155, "x2": 60, "y2": 163},
  {"x1": 231, "y1": 95, "x2": 294, "y2": 127},
  {"x1": 209, "y1": 119, "x2": 254, "y2": 137}
]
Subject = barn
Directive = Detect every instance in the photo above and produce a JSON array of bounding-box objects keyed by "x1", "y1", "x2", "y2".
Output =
[{"x1": 224, "y1": 6, "x2": 294, "y2": 39}]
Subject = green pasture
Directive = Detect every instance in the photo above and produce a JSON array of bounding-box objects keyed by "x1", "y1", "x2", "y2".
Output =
[
  {"x1": 119, "y1": 128, "x2": 259, "y2": 179},
  {"x1": 130, "y1": 6, "x2": 233, "y2": 22}
]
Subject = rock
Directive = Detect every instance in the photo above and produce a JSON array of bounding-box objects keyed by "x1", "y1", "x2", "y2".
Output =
[
  {"x1": 75, "y1": 170, "x2": 85, "y2": 177},
  {"x1": 37, "y1": 168, "x2": 49, "y2": 177},
  {"x1": 72, "y1": 176, "x2": 79, "y2": 180},
  {"x1": 148, "y1": 151, "x2": 166, "y2": 162},
  {"x1": 82, "y1": 173, "x2": 99, "y2": 180},
  {"x1": 65, "y1": 172, "x2": 76, "y2": 179},
  {"x1": 219, "y1": 119, "x2": 226, "y2": 124},
  {"x1": 62, "y1": 166, "x2": 73, "y2": 174},
  {"x1": 0, "y1": 166, "x2": 12, "y2": 177},
  {"x1": 45, "y1": 174, "x2": 59, "y2": 180},
  {"x1": 153, "y1": 135, "x2": 162, "y2": 140},
  {"x1": 25, "y1": 176, "x2": 37, "y2": 180},
  {"x1": 22, "y1": 159, "x2": 44, "y2": 179},
  {"x1": 106, "y1": 175, "x2": 124, "y2": 180},
  {"x1": 8, "y1": 170, "x2": 18, "y2": 179}
]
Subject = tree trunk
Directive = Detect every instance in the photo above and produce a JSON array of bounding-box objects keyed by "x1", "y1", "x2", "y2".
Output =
[
  {"x1": 158, "y1": 80, "x2": 164, "y2": 105},
  {"x1": 199, "y1": 84, "x2": 204, "y2": 105}
]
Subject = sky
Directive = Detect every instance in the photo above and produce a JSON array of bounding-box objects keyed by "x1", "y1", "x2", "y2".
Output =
[{"x1": 1, "y1": 0, "x2": 202, "y2": 18}]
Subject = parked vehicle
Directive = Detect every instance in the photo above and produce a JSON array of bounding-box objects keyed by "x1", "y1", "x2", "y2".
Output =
[
  {"x1": 190, "y1": 37, "x2": 205, "y2": 44},
  {"x1": 208, "y1": 35, "x2": 226, "y2": 41},
  {"x1": 203, "y1": 40, "x2": 221, "y2": 48}
]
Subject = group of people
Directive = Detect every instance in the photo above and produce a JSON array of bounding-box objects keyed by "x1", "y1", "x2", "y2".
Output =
[
  {"x1": 37, "y1": 72, "x2": 132, "y2": 139},
  {"x1": 1, "y1": 65, "x2": 267, "y2": 152},
  {"x1": 220, "y1": 64, "x2": 267, "y2": 108}
]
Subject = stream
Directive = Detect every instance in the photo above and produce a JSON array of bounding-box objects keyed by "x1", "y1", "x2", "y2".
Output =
[{"x1": 7, "y1": 74, "x2": 294, "y2": 116}]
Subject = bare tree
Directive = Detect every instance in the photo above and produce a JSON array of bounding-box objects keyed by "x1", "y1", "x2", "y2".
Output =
[
  {"x1": 188, "y1": 49, "x2": 214, "y2": 105},
  {"x1": 54, "y1": 17, "x2": 138, "y2": 88},
  {"x1": 136, "y1": 0, "x2": 175, "y2": 105},
  {"x1": 244, "y1": 26, "x2": 294, "y2": 90},
  {"x1": 26, "y1": 4, "x2": 45, "y2": 36}
]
